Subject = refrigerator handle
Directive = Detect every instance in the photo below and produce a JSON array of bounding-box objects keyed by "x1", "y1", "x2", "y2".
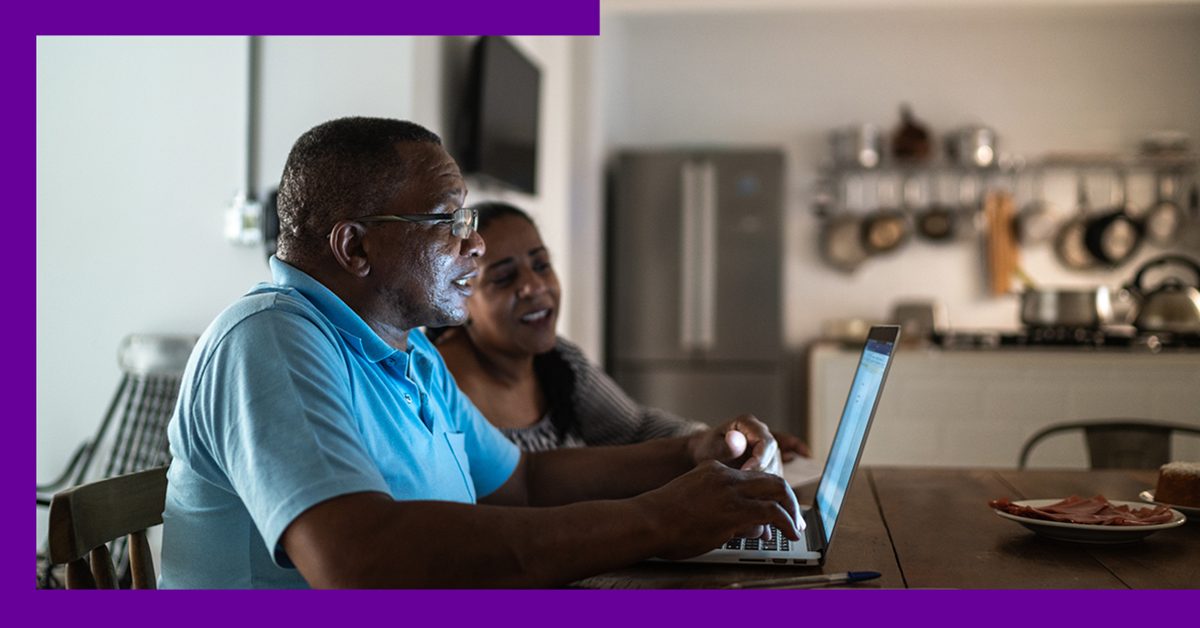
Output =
[
  {"x1": 697, "y1": 160, "x2": 718, "y2": 351},
  {"x1": 680, "y1": 160, "x2": 700, "y2": 352}
]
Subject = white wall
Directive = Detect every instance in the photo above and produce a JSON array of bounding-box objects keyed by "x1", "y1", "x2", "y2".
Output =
[
  {"x1": 37, "y1": 36, "x2": 256, "y2": 545},
  {"x1": 255, "y1": 37, "x2": 417, "y2": 194},
  {"x1": 598, "y1": 5, "x2": 1200, "y2": 345}
]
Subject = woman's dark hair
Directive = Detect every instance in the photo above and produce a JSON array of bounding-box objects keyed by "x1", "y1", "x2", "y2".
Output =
[{"x1": 472, "y1": 200, "x2": 535, "y2": 233}]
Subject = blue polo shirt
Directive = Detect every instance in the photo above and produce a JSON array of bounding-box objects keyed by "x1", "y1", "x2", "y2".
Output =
[{"x1": 159, "y1": 257, "x2": 520, "y2": 589}]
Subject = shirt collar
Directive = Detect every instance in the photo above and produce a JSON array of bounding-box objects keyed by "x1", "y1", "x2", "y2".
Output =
[{"x1": 268, "y1": 256, "x2": 400, "y2": 363}]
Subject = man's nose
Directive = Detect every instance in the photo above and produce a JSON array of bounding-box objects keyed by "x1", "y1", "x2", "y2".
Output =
[{"x1": 460, "y1": 230, "x2": 485, "y2": 258}]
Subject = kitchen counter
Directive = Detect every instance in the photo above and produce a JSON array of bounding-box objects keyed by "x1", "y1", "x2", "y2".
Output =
[{"x1": 808, "y1": 342, "x2": 1200, "y2": 467}]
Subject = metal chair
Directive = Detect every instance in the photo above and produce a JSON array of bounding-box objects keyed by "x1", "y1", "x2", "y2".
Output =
[
  {"x1": 37, "y1": 334, "x2": 195, "y2": 588},
  {"x1": 48, "y1": 466, "x2": 168, "y2": 589},
  {"x1": 1018, "y1": 419, "x2": 1200, "y2": 470}
]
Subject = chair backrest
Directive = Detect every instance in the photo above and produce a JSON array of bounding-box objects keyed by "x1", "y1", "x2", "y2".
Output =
[
  {"x1": 37, "y1": 334, "x2": 194, "y2": 589},
  {"x1": 48, "y1": 466, "x2": 168, "y2": 589},
  {"x1": 98, "y1": 334, "x2": 195, "y2": 478},
  {"x1": 1018, "y1": 419, "x2": 1200, "y2": 470}
]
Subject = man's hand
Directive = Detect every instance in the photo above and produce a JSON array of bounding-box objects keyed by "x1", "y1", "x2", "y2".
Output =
[
  {"x1": 636, "y1": 461, "x2": 803, "y2": 559},
  {"x1": 688, "y1": 414, "x2": 782, "y2": 476},
  {"x1": 772, "y1": 430, "x2": 811, "y2": 463}
]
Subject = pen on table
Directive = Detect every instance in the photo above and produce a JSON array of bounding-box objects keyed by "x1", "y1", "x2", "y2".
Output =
[{"x1": 726, "y1": 570, "x2": 881, "y2": 590}]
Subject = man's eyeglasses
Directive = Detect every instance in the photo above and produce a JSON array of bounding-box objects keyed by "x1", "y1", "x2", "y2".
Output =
[{"x1": 356, "y1": 206, "x2": 479, "y2": 240}]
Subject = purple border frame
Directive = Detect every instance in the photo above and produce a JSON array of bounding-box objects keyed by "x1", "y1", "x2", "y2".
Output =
[{"x1": 23, "y1": 0, "x2": 1194, "y2": 624}]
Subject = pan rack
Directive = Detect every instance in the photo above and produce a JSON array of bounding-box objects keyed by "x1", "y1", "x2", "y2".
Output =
[
  {"x1": 814, "y1": 153, "x2": 1198, "y2": 215},
  {"x1": 818, "y1": 153, "x2": 1198, "y2": 178},
  {"x1": 812, "y1": 153, "x2": 1199, "y2": 276}
]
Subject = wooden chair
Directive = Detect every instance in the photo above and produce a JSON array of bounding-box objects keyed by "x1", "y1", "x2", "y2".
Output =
[
  {"x1": 1018, "y1": 419, "x2": 1200, "y2": 470},
  {"x1": 47, "y1": 466, "x2": 168, "y2": 589},
  {"x1": 37, "y1": 334, "x2": 194, "y2": 588}
]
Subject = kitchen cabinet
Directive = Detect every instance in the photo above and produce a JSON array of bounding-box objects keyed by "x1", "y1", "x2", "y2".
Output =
[{"x1": 809, "y1": 343, "x2": 1200, "y2": 468}]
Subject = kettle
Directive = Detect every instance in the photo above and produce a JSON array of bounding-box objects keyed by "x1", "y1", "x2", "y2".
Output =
[{"x1": 1125, "y1": 254, "x2": 1200, "y2": 333}]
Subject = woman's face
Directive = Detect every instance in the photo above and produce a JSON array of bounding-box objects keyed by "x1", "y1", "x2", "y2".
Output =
[{"x1": 466, "y1": 214, "x2": 561, "y2": 357}]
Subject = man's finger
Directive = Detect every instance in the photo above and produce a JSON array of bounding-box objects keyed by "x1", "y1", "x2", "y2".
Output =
[
  {"x1": 738, "y1": 474, "x2": 802, "y2": 531},
  {"x1": 733, "y1": 523, "x2": 767, "y2": 540},
  {"x1": 766, "y1": 503, "x2": 802, "y2": 540},
  {"x1": 740, "y1": 437, "x2": 770, "y2": 471},
  {"x1": 725, "y1": 429, "x2": 747, "y2": 459}
]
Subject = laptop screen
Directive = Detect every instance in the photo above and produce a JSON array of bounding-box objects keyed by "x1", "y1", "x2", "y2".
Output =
[{"x1": 814, "y1": 328, "x2": 897, "y2": 544}]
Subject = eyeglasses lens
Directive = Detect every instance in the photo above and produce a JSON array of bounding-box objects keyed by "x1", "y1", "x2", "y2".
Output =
[{"x1": 452, "y1": 207, "x2": 478, "y2": 239}]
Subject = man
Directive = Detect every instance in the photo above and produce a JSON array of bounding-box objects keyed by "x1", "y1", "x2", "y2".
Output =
[{"x1": 159, "y1": 117, "x2": 801, "y2": 588}]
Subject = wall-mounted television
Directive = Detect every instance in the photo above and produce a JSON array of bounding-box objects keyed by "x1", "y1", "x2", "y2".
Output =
[{"x1": 456, "y1": 36, "x2": 541, "y2": 195}]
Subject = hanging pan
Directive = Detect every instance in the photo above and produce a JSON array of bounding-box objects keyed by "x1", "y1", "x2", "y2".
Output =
[
  {"x1": 916, "y1": 172, "x2": 957, "y2": 242},
  {"x1": 819, "y1": 176, "x2": 868, "y2": 272},
  {"x1": 1055, "y1": 171, "x2": 1099, "y2": 271},
  {"x1": 1083, "y1": 170, "x2": 1143, "y2": 268},
  {"x1": 1142, "y1": 172, "x2": 1186, "y2": 247},
  {"x1": 861, "y1": 175, "x2": 912, "y2": 255}
]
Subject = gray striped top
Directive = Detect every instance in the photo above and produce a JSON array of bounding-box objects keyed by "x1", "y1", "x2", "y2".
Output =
[{"x1": 498, "y1": 337, "x2": 707, "y2": 452}]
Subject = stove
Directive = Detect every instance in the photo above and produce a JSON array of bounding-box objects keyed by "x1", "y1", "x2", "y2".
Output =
[{"x1": 930, "y1": 327, "x2": 1200, "y2": 352}]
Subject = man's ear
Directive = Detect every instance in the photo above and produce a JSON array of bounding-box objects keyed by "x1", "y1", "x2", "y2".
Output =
[{"x1": 328, "y1": 220, "x2": 371, "y2": 278}]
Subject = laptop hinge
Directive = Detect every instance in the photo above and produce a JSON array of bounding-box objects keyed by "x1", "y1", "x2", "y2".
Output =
[{"x1": 804, "y1": 509, "x2": 826, "y2": 553}]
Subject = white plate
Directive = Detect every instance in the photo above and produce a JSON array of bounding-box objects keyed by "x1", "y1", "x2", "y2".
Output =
[
  {"x1": 993, "y1": 498, "x2": 1186, "y2": 544},
  {"x1": 1138, "y1": 490, "x2": 1200, "y2": 520}
]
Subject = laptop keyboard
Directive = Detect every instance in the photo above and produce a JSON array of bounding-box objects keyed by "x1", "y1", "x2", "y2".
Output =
[{"x1": 724, "y1": 527, "x2": 791, "y2": 552}]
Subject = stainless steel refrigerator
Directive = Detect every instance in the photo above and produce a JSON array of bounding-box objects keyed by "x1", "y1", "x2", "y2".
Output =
[{"x1": 606, "y1": 149, "x2": 790, "y2": 431}]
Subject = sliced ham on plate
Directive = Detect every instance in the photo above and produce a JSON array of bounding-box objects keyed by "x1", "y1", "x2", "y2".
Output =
[{"x1": 989, "y1": 494, "x2": 1175, "y2": 526}]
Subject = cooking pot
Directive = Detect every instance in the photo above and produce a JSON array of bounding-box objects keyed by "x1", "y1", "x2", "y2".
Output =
[
  {"x1": 945, "y1": 126, "x2": 997, "y2": 168},
  {"x1": 830, "y1": 124, "x2": 883, "y2": 169},
  {"x1": 1126, "y1": 254, "x2": 1200, "y2": 333},
  {"x1": 1020, "y1": 287, "x2": 1114, "y2": 328}
]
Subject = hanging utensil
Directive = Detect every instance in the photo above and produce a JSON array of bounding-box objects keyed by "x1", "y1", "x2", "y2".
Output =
[
  {"x1": 955, "y1": 173, "x2": 986, "y2": 241},
  {"x1": 819, "y1": 176, "x2": 869, "y2": 272},
  {"x1": 1083, "y1": 169, "x2": 1143, "y2": 268},
  {"x1": 1013, "y1": 168, "x2": 1058, "y2": 246},
  {"x1": 1180, "y1": 183, "x2": 1200, "y2": 251},
  {"x1": 917, "y1": 172, "x2": 957, "y2": 242},
  {"x1": 985, "y1": 189, "x2": 1019, "y2": 296},
  {"x1": 861, "y1": 174, "x2": 912, "y2": 255},
  {"x1": 1142, "y1": 172, "x2": 1186, "y2": 247},
  {"x1": 1055, "y1": 171, "x2": 1098, "y2": 271}
]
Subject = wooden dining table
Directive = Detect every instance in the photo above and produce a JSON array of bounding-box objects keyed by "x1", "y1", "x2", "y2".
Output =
[{"x1": 573, "y1": 467, "x2": 1199, "y2": 589}]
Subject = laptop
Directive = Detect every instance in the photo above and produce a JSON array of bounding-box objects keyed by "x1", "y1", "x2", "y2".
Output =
[{"x1": 679, "y1": 325, "x2": 900, "y2": 566}]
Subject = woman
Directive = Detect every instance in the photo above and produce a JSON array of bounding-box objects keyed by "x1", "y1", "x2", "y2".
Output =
[{"x1": 432, "y1": 202, "x2": 808, "y2": 457}]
